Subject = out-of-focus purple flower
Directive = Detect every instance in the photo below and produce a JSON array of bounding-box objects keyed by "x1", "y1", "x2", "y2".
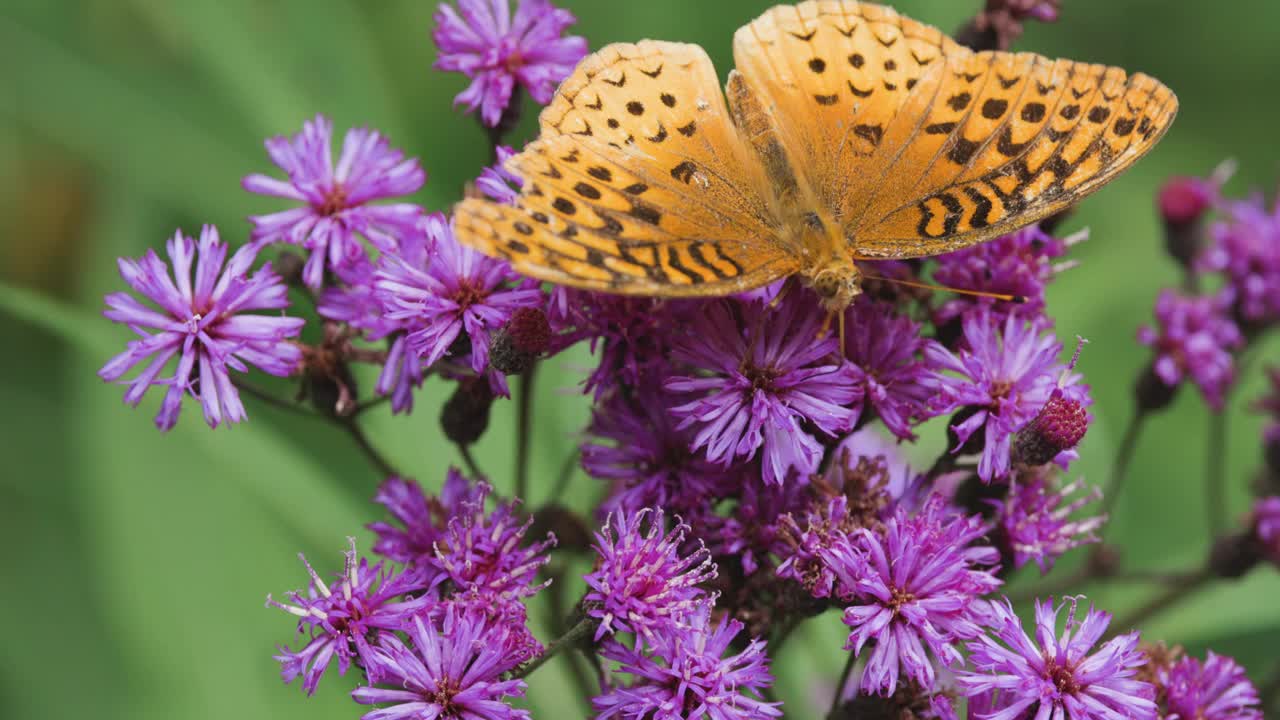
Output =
[
  {"x1": 666, "y1": 297, "x2": 862, "y2": 485},
  {"x1": 368, "y1": 471, "x2": 482, "y2": 568},
  {"x1": 99, "y1": 226, "x2": 304, "y2": 430},
  {"x1": 842, "y1": 298, "x2": 943, "y2": 440},
  {"x1": 583, "y1": 509, "x2": 716, "y2": 642},
  {"x1": 1198, "y1": 191, "x2": 1280, "y2": 326},
  {"x1": 476, "y1": 145, "x2": 521, "y2": 204},
  {"x1": 1254, "y1": 495, "x2": 1280, "y2": 566},
  {"x1": 353, "y1": 605, "x2": 530, "y2": 720},
  {"x1": 316, "y1": 257, "x2": 431, "y2": 414},
  {"x1": 831, "y1": 428, "x2": 926, "y2": 507},
  {"x1": 1137, "y1": 289, "x2": 1243, "y2": 411},
  {"x1": 932, "y1": 225, "x2": 1080, "y2": 326},
  {"x1": 551, "y1": 289, "x2": 690, "y2": 397},
  {"x1": 432, "y1": 476, "x2": 556, "y2": 600},
  {"x1": 992, "y1": 473, "x2": 1104, "y2": 573},
  {"x1": 690, "y1": 475, "x2": 804, "y2": 577},
  {"x1": 928, "y1": 312, "x2": 1088, "y2": 481},
  {"x1": 242, "y1": 115, "x2": 425, "y2": 288},
  {"x1": 1159, "y1": 651, "x2": 1262, "y2": 720},
  {"x1": 964, "y1": 0, "x2": 1060, "y2": 51},
  {"x1": 268, "y1": 539, "x2": 432, "y2": 695},
  {"x1": 776, "y1": 453, "x2": 893, "y2": 599},
  {"x1": 433, "y1": 0, "x2": 588, "y2": 127},
  {"x1": 594, "y1": 608, "x2": 782, "y2": 720},
  {"x1": 820, "y1": 495, "x2": 1001, "y2": 696},
  {"x1": 375, "y1": 213, "x2": 543, "y2": 395},
  {"x1": 582, "y1": 389, "x2": 731, "y2": 515},
  {"x1": 958, "y1": 597, "x2": 1157, "y2": 720}
]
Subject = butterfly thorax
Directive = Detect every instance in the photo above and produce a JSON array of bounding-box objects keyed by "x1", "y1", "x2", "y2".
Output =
[{"x1": 780, "y1": 203, "x2": 863, "y2": 312}]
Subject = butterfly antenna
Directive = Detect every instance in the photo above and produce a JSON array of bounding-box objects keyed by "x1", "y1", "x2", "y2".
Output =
[{"x1": 862, "y1": 274, "x2": 1028, "y2": 303}]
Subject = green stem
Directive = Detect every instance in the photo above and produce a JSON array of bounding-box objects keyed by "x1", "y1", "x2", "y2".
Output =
[
  {"x1": 340, "y1": 418, "x2": 397, "y2": 478},
  {"x1": 1100, "y1": 412, "x2": 1145, "y2": 525},
  {"x1": 514, "y1": 616, "x2": 594, "y2": 679},
  {"x1": 515, "y1": 364, "x2": 537, "y2": 501},
  {"x1": 235, "y1": 379, "x2": 401, "y2": 478},
  {"x1": 549, "y1": 448, "x2": 581, "y2": 502},
  {"x1": 1106, "y1": 568, "x2": 1213, "y2": 639},
  {"x1": 828, "y1": 652, "x2": 857, "y2": 719},
  {"x1": 457, "y1": 442, "x2": 483, "y2": 479},
  {"x1": 1207, "y1": 409, "x2": 1228, "y2": 536}
]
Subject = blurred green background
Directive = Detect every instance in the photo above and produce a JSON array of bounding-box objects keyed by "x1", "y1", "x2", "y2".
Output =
[{"x1": 2, "y1": 1, "x2": 1278, "y2": 717}]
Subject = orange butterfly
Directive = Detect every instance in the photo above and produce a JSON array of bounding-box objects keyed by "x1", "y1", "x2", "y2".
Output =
[{"x1": 454, "y1": 0, "x2": 1176, "y2": 313}]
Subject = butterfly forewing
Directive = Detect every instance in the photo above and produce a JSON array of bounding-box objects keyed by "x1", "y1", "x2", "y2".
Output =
[
  {"x1": 455, "y1": 41, "x2": 799, "y2": 296},
  {"x1": 853, "y1": 57, "x2": 1177, "y2": 256},
  {"x1": 732, "y1": 1, "x2": 970, "y2": 222}
]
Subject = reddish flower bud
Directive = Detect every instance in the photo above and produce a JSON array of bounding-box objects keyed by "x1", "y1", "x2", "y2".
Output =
[
  {"x1": 490, "y1": 307, "x2": 551, "y2": 375},
  {"x1": 1013, "y1": 391, "x2": 1089, "y2": 467},
  {"x1": 1158, "y1": 176, "x2": 1215, "y2": 226}
]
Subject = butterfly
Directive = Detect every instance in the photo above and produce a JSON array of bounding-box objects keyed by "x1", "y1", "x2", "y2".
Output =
[{"x1": 453, "y1": 0, "x2": 1176, "y2": 314}]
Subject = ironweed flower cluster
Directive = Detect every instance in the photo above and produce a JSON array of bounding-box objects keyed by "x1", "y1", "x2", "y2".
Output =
[{"x1": 95, "y1": 1, "x2": 1276, "y2": 718}]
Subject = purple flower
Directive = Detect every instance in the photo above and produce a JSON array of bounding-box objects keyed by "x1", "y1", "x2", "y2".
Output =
[
  {"x1": 375, "y1": 213, "x2": 543, "y2": 395},
  {"x1": 957, "y1": 597, "x2": 1157, "y2": 720},
  {"x1": 1159, "y1": 651, "x2": 1262, "y2": 720},
  {"x1": 1198, "y1": 191, "x2": 1280, "y2": 326},
  {"x1": 928, "y1": 311, "x2": 1089, "y2": 481},
  {"x1": 819, "y1": 495, "x2": 1001, "y2": 696},
  {"x1": 584, "y1": 509, "x2": 716, "y2": 643},
  {"x1": 242, "y1": 115, "x2": 425, "y2": 288},
  {"x1": 476, "y1": 145, "x2": 521, "y2": 204},
  {"x1": 1137, "y1": 289, "x2": 1243, "y2": 411},
  {"x1": 842, "y1": 298, "x2": 943, "y2": 440},
  {"x1": 992, "y1": 473, "x2": 1104, "y2": 573},
  {"x1": 432, "y1": 476, "x2": 556, "y2": 601},
  {"x1": 268, "y1": 539, "x2": 432, "y2": 695},
  {"x1": 353, "y1": 604, "x2": 530, "y2": 720},
  {"x1": 594, "y1": 608, "x2": 782, "y2": 720},
  {"x1": 666, "y1": 297, "x2": 862, "y2": 485},
  {"x1": 433, "y1": 0, "x2": 588, "y2": 127},
  {"x1": 1254, "y1": 495, "x2": 1280, "y2": 566},
  {"x1": 368, "y1": 471, "x2": 482, "y2": 569},
  {"x1": 582, "y1": 389, "x2": 732, "y2": 515},
  {"x1": 932, "y1": 225, "x2": 1079, "y2": 326},
  {"x1": 99, "y1": 226, "x2": 304, "y2": 430}
]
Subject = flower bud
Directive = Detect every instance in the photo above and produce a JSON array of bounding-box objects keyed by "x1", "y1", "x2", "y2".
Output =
[
  {"x1": 1158, "y1": 176, "x2": 1214, "y2": 269},
  {"x1": 490, "y1": 307, "x2": 552, "y2": 375},
  {"x1": 1013, "y1": 391, "x2": 1089, "y2": 466},
  {"x1": 440, "y1": 378, "x2": 495, "y2": 446},
  {"x1": 1135, "y1": 362, "x2": 1178, "y2": 414},
  {"x1": 1208, "y1": 531, "x2": 1260, "y2": 579},
  {"x1": 273, "y1": 249, "x2": 308, "y2": 288}
]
